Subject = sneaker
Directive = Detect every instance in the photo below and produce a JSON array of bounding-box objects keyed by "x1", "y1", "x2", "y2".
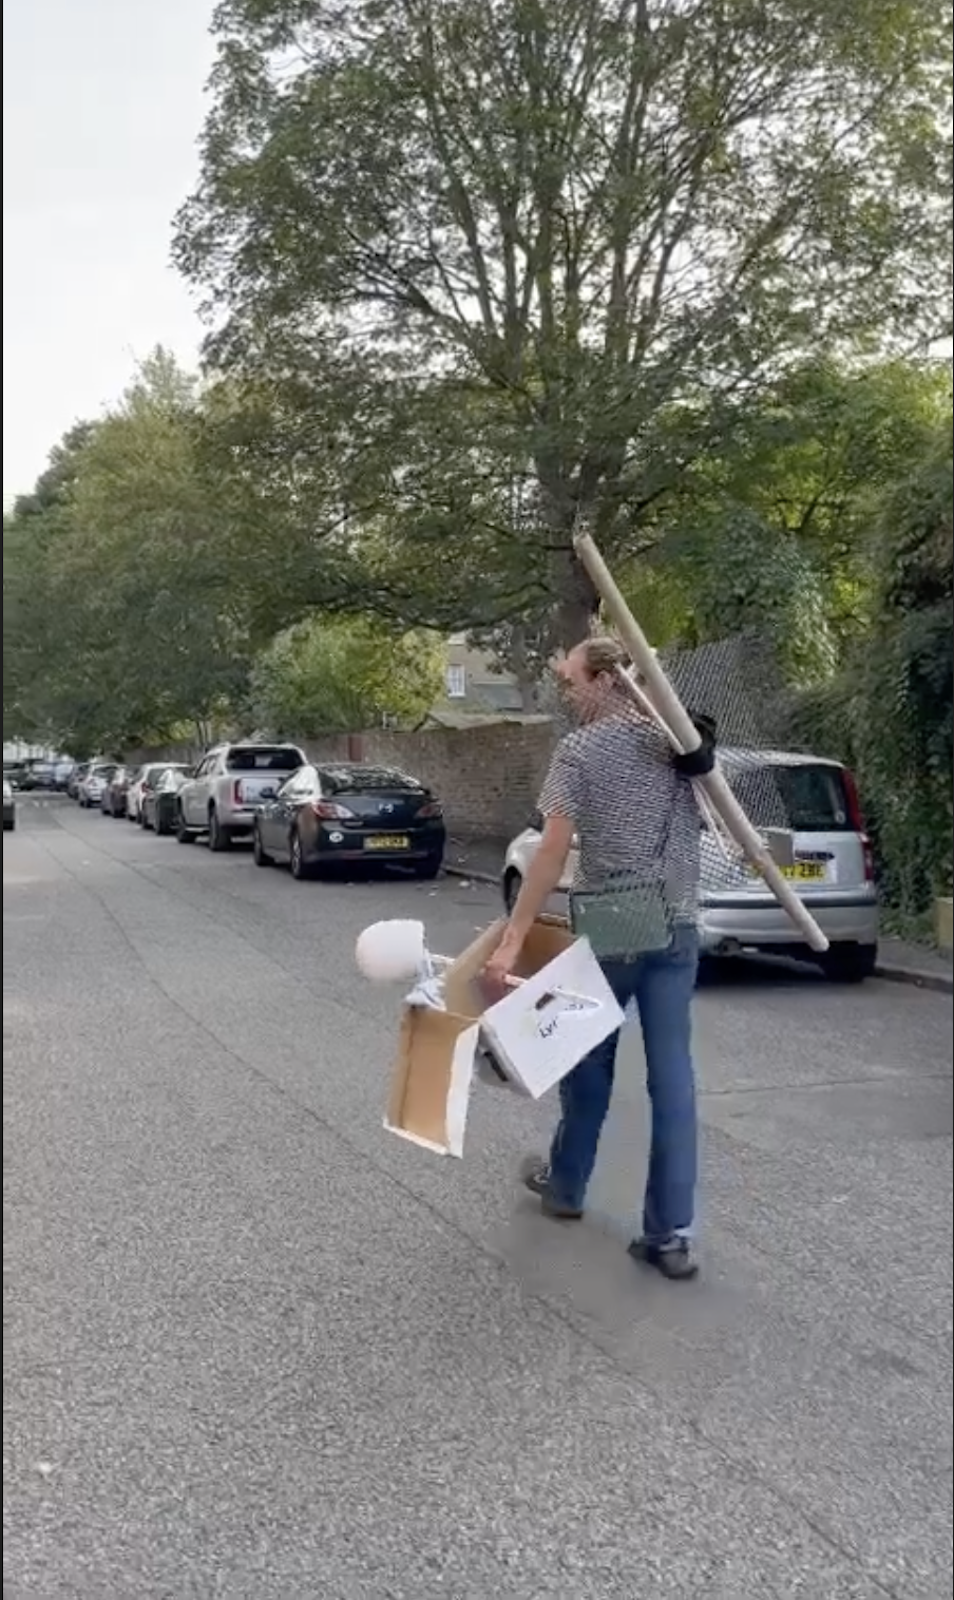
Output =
[
  {"x1": 628, "y1": 1235, "x2": 699, "y2": 1281},
  {"x1": 519, "y1": 1157, "x2": 583, "y2": 1221}
]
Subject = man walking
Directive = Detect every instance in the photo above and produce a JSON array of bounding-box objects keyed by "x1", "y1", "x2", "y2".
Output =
[{"x1": 485, "y1": 636, "x2": 711, "y2": 1281}]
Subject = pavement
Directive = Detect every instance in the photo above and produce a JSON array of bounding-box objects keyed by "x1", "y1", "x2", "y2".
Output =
[
  {"x1": 445, "y1": 836, "x2": 954, "y2": 994},
  {"x1": 3, "y1": 797, "x2": 952, "y2": 1600}
]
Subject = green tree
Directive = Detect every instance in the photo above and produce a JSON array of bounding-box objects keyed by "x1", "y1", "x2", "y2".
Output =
[
  {"x1": 3, "y1": 352, "x2": 259, "y2": 752},
  {"x1": 250, "y1": 614, "x2": 445, "y2": 737},
  {"x1": 175, "y1": 0, "x2": 952, "y2": 644}
]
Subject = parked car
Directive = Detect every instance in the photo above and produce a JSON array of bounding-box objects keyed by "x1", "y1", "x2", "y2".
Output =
[
  {"x1": 251, "y1": 762, "x2": 446, "y2": 880},
  {"x1": 67, "y1": 762, "x2": 90, "y2": 800},
  {"x1": 52, "y1": 760, "x2": 75, "y2": 791},
  {"x1": 3, "y1": 780, "x2": 15, "y2": 831},
  {"x1": 501, "y1": 748, "x2": 879, "y2": 984},
  {"x1": 126, "y1": 763, "x2": 176, "y2": 824},
  {"x1": 78, "y1": 763, "x2": 117, "y2": 809},
  {"x1": 175, "y1": 742, "x2": 308, "y2": 851},
  {"x1": 3, "y1": 763, "x2": 29, "y2": 792},
  {"x1": 102, "y1": 766, "x2": 132, "y2": 817},
  {"x1": 140, "y1": 765, "x2": 191, "y2": 835},
  {"x1": 28, "y1": 761, "x2": 57, "y2": 790}
]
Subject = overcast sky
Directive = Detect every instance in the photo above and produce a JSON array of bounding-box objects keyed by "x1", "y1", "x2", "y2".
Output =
[{"x1": 2, "y1": 0, "x2": 215, "y2": 503}]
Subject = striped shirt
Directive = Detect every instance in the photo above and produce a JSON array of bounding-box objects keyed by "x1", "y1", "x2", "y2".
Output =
[{"x1": 538, "y1": 713, "x2": 702, "y2": 924}]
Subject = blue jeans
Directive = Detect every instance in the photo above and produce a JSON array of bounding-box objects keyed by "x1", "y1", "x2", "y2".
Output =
[{"x1": 547, "y1": 923, "x2": 699, "y2": 1240}]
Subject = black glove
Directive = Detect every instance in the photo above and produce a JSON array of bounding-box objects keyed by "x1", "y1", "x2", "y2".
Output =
[{"x1": 672, "y1": 713, "x2": 717, "y2": 778}]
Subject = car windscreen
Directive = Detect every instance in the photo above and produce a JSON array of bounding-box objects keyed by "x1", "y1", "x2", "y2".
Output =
[
  {"x1": 727, "y1": 761, "x2": 853, "y2": 832},
  {"x1": 225, "y1": 747, "x2": 303, "y2": 773}
]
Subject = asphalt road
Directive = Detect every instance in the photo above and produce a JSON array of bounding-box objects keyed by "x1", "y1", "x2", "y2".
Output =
[{"x1": 4, "y1": 796, "x2": 952, "y2": 1600}]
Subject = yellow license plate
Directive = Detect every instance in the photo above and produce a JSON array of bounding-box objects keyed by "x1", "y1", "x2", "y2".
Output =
[
  {"x1": 752, "y1": 861, "x2": 826, "y2": 881},
  {"x1": 365, "y1": 835, "x2": 409, "y2": 850}
]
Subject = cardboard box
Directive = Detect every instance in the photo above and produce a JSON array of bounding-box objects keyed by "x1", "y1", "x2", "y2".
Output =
[
  {"x1": 384, "y1": 1006, "x2": 479, "y2": 1158},
  {"x1": 383, "y1": 915, "x2": 624, "y2": 1155}
]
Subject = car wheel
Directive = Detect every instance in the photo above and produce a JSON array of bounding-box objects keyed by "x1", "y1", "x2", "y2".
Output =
[
  {"x1": 503, "y1": 868, "x2": 522, "y2": 913},
  {"x1": 252, "y1": 824, "x2": 273, "y2": 867},
  {"x1": 289, "y1": 828, "x2": 312, "y2": 880},
  {"x1": 412, "y1": 853, "x2": 443, "y2": 880},
  {"x1": 820, "y1": 942, "x2": 878, "y2": 984},
  {"x1": 176, "y1": 806, "x2": 195, "y2": 844},
  {"x1": 207, "y1": 807, "x2": 231, "y2": 852}
]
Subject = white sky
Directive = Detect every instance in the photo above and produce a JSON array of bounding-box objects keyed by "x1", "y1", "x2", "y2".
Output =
[
  {"x1": 2, "y1": 0, "x2": 215, "y2": 503},
  {"x1": 4, "y1": 2, "x2": 949, "y2": 508}
]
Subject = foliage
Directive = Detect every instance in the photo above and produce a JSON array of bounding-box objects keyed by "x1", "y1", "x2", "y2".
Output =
[
  {"x1": 3, "y1": 352, "x2": 257, "y2": 753},
  {"x1": 640, "y1": 358, "x2": 953, "y2": 678},
  {"x1": 249, "y1": 615, "x2": 445, "y2": 737},
  {"x1": 787, "y1": 428, "x2": 953, "y2": 915},
  {"x1": 175, "y1": 0, "x2": 952, "y2": 643}
]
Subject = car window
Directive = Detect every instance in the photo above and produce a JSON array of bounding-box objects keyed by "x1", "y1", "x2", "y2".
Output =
[
  {"x1": 226, "y1": 746, "x2": 304, "y2": 774},
  {"x1": 279, "y1": 766, "x2": 318, "y2": 799},
  {"x1": 318, "y1": 765, "x2": 422, "y2": 794},
  {"x1": 728, "y1": 761, "x2": 853, "y2": 832}
]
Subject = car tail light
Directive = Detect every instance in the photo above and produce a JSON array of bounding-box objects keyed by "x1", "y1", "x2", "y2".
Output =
[
  {"x1": 416, "y1": 800, "x2": 443, "y2": 819},
  {"x1": 311, "y1": 801, "x2": 357, "y2": 821},
  {"x1": 232, "y1": 781, "x2": 244, "y2": 806},
  {"x1": 841, "y1": 768, "x2": 875, "y2": 881}
]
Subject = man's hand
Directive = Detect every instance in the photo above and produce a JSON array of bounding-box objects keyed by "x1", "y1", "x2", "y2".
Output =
[
  {"x1": 483, "y1": 811, "x2": 573, "y2": 991},
  {"x1": 483, "y1": 926, "x2": 526, "y2": 990}
]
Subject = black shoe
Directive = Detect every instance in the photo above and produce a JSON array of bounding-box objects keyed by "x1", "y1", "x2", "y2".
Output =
[
  {"x1": 519, "y1": 1157, "x2": 583, "y2": 1220},
  {"x1": 628, "y1": 1235, "x2": 699, "y2": 1281}
]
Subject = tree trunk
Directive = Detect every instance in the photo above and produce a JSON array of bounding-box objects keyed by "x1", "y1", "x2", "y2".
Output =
[
  {"x1": 551, "y1": 549, "x2": 601, "y2": 651},
  {"x1": 535, "y1": 475, "x2": 602, "y2": 651}
]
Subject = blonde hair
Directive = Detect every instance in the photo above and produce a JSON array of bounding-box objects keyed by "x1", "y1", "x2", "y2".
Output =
[{"x1": 579, "y1": 635, "x2": 631, "y2": 680}]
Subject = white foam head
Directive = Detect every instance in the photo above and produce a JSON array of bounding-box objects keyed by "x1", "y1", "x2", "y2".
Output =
[{"x1": 355, "y1": 919, "x2": 427, "y2": 983}]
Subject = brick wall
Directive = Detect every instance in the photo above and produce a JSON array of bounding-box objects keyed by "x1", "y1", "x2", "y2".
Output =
[
  {"x1": 303, "y1": 718, "x2": 556, "y2": 839},
  {"x1": 124, "y1": 636, "x2": 787, "y2": 843}
]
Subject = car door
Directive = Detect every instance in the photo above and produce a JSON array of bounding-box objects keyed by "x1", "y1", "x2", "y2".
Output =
[
  {"x1": 256, "y1": 773, "x2": 294, "y2": 853},
  {"x1": 268, "y1": 767, "x2": 317, "y2": 855},
  {"x1": 183, "y1": 755, "x2": 214, "y2": 826}
]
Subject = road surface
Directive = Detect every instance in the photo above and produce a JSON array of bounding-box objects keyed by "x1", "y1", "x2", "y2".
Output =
[{"x1": 4, "y1": 798, "x2": 952, "y2": 1599}]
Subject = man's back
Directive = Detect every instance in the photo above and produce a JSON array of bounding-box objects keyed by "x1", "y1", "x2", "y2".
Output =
[{"x1": 541, "y1": 714, "x2": 701, "y2": 920}]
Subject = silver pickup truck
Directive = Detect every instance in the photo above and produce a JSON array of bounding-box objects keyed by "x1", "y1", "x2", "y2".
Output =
[{"x1": 175, "y1": 742, "x2": 307, "y2": 851}]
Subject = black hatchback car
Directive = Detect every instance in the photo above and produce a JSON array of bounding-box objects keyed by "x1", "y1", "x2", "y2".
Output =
[{"x1": 252, "y1": 762, "x2": 446, "y2": 880}]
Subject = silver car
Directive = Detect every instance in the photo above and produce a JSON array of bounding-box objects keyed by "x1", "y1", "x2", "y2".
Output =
[
  {"x1": 175, "y1": 742, "x2": 308, "y2": 851},
  {"x1": 502, "y1": 748, "x2": 879, "y2": 983}
]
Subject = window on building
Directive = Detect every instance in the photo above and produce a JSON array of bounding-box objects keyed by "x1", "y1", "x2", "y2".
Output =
[{"x1": 446, "y1": 664, "x2": 467, "y2": 699}]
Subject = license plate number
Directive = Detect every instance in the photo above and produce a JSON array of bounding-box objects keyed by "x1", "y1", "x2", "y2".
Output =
[
  {"x1": 365, "y1": 834, "x2": 409, "y2": 850},
  {"x1": 751, "y1": 861, "x2": 826, "y2": 881}
]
